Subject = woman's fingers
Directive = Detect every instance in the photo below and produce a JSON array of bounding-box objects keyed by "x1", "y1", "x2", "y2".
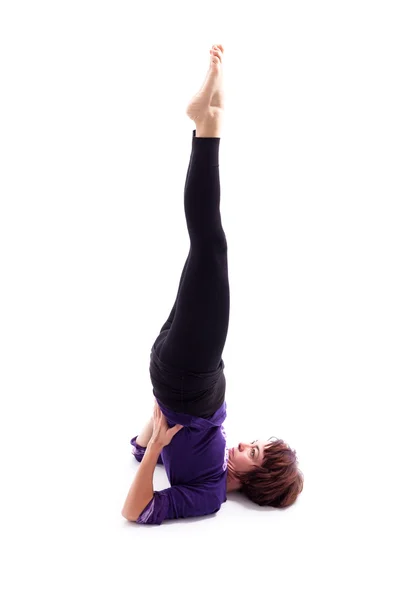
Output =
[
  {"x1": 171, "y1": 424, "x2": 184, "y2": 437},
  {"x1": 153, "y1": 403, "x2": 160, "y2": 421}
]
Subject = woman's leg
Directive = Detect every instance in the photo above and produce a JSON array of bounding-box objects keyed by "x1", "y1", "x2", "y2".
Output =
[
  {"x1": 158, "y1": 150, "x2": 195, "y2": 334},
  {"x1": 158, "y1": 127, "x2": 229, "y2": 373},
  {"x1": 158, "y1": 250, "x2": 190, "y2": 334},
  {"x1": 158, "y1": 44, "x2": 225, "y2": 343}
]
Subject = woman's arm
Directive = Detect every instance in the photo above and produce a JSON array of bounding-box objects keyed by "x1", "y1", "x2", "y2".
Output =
[
  {"x1": 121, "y1": 441, "x2": 162, "y2": 521},
  {"x1": 123, "y1": 403, "x2": 183, "y2": 522},
  {"x1": 136, "y1": 417, "x2": 154, "y2": 447}
]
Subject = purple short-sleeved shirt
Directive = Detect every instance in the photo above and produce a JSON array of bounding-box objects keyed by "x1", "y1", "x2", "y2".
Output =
[{"x1": 130, "y1": 398, "x2": 229, "y2": 525}]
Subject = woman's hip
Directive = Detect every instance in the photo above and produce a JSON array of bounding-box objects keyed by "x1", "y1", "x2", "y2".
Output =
[{"x1": 149, "y1": 341, "x2": 226, "y2": 417}]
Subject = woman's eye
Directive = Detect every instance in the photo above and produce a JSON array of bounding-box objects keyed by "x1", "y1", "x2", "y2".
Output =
[{"x1": 251, "y1": 449, "x2": 255, "y2": 458}]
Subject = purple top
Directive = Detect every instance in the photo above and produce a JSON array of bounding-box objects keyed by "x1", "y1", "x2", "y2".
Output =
[{"x1": 130, "y1": 398, "x2": 229, "y2": 525}]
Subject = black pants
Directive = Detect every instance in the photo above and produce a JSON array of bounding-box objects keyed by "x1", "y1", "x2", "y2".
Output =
[{"x1": 149, "y1": 130, "x2": 230, "y2": 418}]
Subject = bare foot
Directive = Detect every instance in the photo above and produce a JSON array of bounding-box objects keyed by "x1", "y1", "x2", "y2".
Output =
[{"x1": 186, "y1": 44, "x2": 225, "y2": 124}]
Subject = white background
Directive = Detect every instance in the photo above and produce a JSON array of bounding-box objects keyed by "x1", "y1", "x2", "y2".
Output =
[{"x1": 1, "y1": 0, "x2": 399, "y2": 598}]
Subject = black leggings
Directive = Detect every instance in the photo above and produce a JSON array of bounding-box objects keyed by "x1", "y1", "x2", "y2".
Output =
[{"x1": 149, "y1": 130, "x2": 230, "y2": 417}]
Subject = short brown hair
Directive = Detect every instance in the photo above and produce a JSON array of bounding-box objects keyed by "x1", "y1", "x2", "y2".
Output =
[{"x1": 236, "y1": 437, "x2": 304, "y2": 507}]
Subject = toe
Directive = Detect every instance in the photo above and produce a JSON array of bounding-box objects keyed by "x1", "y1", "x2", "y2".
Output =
[
  {"x1": 211, "y1": 47, "x2": 222, "y2": 62},
  {"x1": 211, "y1": 44, "x2": 224, "y2": 55}
]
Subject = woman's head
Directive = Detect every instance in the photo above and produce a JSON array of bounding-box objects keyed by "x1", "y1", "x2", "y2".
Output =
[{"x1": 227, "y1": 437, "x2": 304, "y2": 508}]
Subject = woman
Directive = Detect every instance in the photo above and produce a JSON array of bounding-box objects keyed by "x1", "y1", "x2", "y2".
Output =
[{"x1": 122, "y1": 44, "x2": 303, "y2": 525}]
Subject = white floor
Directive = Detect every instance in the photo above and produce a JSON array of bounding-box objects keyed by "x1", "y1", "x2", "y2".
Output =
[{"x1": 2, "y1": 3, "x2": 399, "y2": 598}]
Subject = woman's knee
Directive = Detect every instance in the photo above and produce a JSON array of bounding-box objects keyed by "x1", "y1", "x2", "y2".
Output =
[{"x1": 212, "y1": 229, "x2": 228, "y2": 253}]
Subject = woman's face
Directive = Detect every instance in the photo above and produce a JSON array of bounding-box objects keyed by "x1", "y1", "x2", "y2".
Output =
[{"x1": 228, "y1": 439, "x2": 271, "y2": 474}]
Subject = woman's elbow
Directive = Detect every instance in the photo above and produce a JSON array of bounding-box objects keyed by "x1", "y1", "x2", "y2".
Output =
[{"x1": 121, "y1": 510, "x2": 138, "y2": 522}]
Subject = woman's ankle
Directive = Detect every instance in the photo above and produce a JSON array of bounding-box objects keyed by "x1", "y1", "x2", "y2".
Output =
[{"x1": 195, "y1": 117, "x2": 222, "y2": 138}]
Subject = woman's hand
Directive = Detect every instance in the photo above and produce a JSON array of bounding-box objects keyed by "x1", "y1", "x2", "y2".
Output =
[{"x1": 150, "y1": 401, "x2": 184, "y2": 448}]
